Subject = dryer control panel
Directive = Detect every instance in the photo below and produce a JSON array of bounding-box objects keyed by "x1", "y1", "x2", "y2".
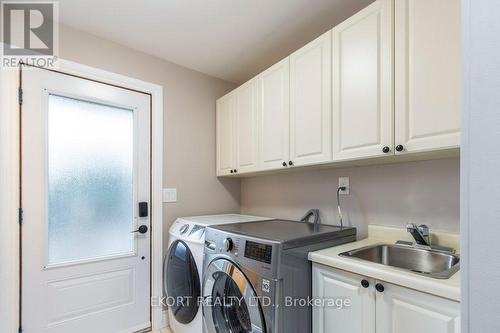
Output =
[{"x1": 244, "y1": 240, "x2": 272, "y2": 264}]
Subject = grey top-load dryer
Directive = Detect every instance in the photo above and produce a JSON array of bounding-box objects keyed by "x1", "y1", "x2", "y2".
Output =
[{"x1": 202, "y1": 219, "x2": 356, "y2": 333}]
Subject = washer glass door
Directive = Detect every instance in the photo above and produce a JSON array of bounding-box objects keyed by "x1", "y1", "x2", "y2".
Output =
[
  {"x1": 203, "y1": 258, "x2": 265, "y2": 333},
  {"x1": 165, "y1": 240, "x2": 200, "y2": 324}
]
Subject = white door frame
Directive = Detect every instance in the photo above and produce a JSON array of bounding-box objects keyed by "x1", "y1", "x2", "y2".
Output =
[{"x1": 0, "y1": 58, "x2": 164, "y2": 332}]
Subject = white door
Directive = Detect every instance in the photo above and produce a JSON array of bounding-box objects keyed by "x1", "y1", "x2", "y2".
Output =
[
  {"x1": 290, "y1": 32, "x2": 332, "y2": 166},
  {"x1": 376, "y1": 281, "x2": 460, "y2": 333},
  {"x1": 258, "y1": 58, "x2": 290, "y2": 171},
  {"x1": 21, "y1": 67, "x2": 151, "y2": 333},
  {"x1": 332, "y1": 0, "x2": 394, "y2": 161},
  {"x1": 235, "y1": 78, "x2": 259, "y2": 173},
  {"x1": 216, "y1": 93, "x2": 236, "y2": 176},
  {"x1": 394, "y1": 0, "x2": 461, "y2": 154},
  {"x1": 312, "y1": 265, "x2": 375, "y2": 333}
]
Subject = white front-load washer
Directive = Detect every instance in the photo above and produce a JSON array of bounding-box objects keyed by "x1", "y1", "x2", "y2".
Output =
[{"x1": 164, "y1": 214, "x2": 271, "y2": 333}]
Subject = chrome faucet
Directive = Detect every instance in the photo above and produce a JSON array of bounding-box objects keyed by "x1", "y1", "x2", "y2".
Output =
[
  {"x1": 406, "y1": 223, "x2": 430, "y2": 246},
  {"x1": 397, "y1": 223, "x2": 456, "y2": 254}
]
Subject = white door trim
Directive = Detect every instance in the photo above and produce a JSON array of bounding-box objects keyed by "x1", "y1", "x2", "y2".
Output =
[{"x1": 0, "y1": 58, "x2": 164, "y2": 332}]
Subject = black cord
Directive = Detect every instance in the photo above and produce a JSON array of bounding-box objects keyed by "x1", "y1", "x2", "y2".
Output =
[{"x1": 337, "y1": 186, "x2": 346, "y2": 229}]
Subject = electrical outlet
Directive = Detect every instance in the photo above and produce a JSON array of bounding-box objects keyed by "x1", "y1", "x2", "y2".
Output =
[
  {"x1": 339, "y1": 177, "x2": 349, "y2": 195},
  {"x1": 163, "y1": 188, "x2": 177, "y2": 203}
]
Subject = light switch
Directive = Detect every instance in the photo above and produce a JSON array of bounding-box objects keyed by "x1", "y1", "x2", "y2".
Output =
[{"x1": 163, "y1": 188, "x2": 177, "y2": 203}]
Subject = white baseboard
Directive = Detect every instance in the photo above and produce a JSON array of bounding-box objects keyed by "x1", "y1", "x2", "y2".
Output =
[{"x1": 161, "y1": 309, "x2": 169, "y2": 329}]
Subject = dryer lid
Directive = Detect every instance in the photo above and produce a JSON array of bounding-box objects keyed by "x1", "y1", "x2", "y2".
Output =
[{"x1": 208, "y1": 219, "x2": 356, "y2": 249}]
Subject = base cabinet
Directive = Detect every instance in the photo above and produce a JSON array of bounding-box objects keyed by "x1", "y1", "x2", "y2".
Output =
[
  {"x1": 312, "y1": 265, "x2": 375, "y2": 333},
  {"x1": 376, "y1": 282, "x2": 460, "y2": 333},
  {"x1": 312, "y1": 264, "x2": 460, "y2": 333}
]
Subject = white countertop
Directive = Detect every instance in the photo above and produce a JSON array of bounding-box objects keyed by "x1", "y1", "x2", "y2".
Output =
[{"x1": 308, "y1": 225, "x2": 461, "y2": 302}]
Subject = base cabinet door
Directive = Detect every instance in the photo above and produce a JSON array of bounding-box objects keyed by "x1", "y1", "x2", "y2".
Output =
[
  {"x1": 332, "y1": 0, "x2": 394, "y2": 161},
  {"x1": 258, "y1": 58, "x2": 290, "y2": 170},
  {"x1": 394, "y1": 0, "x2": 461, "y2": 153},
  {"x1": 290, "y1": 32, "x2": 332, "y2": 167},
  {"x1": 216, "y1": 94, "x2": 236, "y2": 176},
  {"x1": 312, "y1": 264, "x2": 375, "y2": 333},
  {"x1": 235, "y1": 78, "x2": 259, "y2": 173},
  {"x1": 376, "y1": 281, "x2": 460, "y2": 333}
]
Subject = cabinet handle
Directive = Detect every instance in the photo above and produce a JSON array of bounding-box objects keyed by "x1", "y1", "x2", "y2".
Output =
[
  {"x1": 382, "y1": 146, "x2": 390, "y2": 154},
  {"x1": 282, "y1": 162, "x2": 287, "y2": 167},
  {"x1": 375, "y1": 283, "x2": 385, "y2": 293},
  {"x1": 395, "y1": 145, "x2": 404, "y2": 152},
  {"x1": 288, "y1": 161, "x2": 293, "y2": 166},
  {"x1": 234, "y1": 169, "x2": 237, "y2": 173},
  {"x1": 230, "y1": 170, "x2": 234, "y2": 174},
  {"x1": 361, "y1": 279, "x2": 370, "y2": 288}
]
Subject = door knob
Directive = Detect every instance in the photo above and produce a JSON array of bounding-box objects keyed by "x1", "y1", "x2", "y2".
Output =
[
  {"x1": 282, "y1": 162, "x2": 287, "y2": 167},
  {"x1": 382, "y1": 146, "x2": 390, "y2": 153},
  {"x1": 132, "y1": 225, "x2": 148, "y2": 234},
  {"x1": 375, "y1": 283, "x2": 385, "y2": 293},
  {"x1": 395, "y1": 145, "x2": 404, "y2": 152},
  {"x1": 361, "y1": 279, "x2": 370, "y2": 288}
]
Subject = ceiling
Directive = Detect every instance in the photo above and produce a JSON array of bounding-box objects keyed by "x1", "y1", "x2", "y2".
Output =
[{"x1": 57, "y1": 0, "x2": 374, "y2": 84}]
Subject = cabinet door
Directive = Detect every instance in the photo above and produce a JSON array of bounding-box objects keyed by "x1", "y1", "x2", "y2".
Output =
[
  {"x1": 290, "y1": 32, "x2": 332, "y2": 166},
  {"x1": 312, "y1": 264, "x2": 375, "y2": 333},
  {"x1": 216, "y1": 94, "x2": 235, "y2": 176},
  {"x1": 258, "y1": 58, "x2": 290, "y2": 170},
  {"x1": 332, "y1": 0, "x2": 394, "y2": 161},
  {"x1": 235, "y1": 79, "x2": 259, "y2": 173},
  {"x1": 376, "y1": 281, "x2": 460, "y2": 333},
  {"x1": 395, "y1": 0, "x2": 461, "y2": 153}
]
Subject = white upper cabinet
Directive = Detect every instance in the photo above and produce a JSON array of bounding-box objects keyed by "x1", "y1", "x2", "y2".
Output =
[
  {"x1": 258, "y1": 58, "x2": 290, "y2": 170},
  {"x1": 290, "y1": 31, "x2": 332, "y2": 166},
  {"x1": 235, "y1": 79, "x2": 259, "y2": 173},
  {"x1": 394, "y1": 0, "x2": 461, "y2": 154},
  {"x1": 376, "y1": 281, "x2": 460, "y2": 333},
  {"x1": 216, "y1": 94, "x2": 236, "y2": 176},
  {"x1": 215, "y1": 0, "x2": 462, "y2": 176},
  {"x1": 333, "y1": 0, "x2": 394, "y2": 161},
  {"x1": 313, "y1": 265, "x2": 375, "y2": 333}
]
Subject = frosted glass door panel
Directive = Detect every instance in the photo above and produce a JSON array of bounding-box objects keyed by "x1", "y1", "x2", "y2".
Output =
[{"x1": 48, "y1": 94, "x2": 135, "y2": 264}]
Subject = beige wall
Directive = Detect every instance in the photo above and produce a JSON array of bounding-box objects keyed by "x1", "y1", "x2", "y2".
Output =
[
  {"x1": 58, "y1": 25, "x2": 240, "y2": 254},
  {"x1": 241, "y1": 158, "x2": 460, "y2": 239}
]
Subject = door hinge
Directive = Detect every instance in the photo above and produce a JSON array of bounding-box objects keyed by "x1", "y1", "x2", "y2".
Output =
[
  {"x1": 18, "y1": 208, "x2": 23, "y2": 225},
  {"x1": 18, "y1": 87, "x2": 23, "y2": 105}
]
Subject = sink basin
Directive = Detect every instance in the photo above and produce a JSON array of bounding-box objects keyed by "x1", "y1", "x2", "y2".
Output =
[{"x1": 339, "y1": 244, "x2": 460, "y2": 279}]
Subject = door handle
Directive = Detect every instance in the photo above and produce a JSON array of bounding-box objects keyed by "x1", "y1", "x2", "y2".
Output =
[{"x1": 131, "y1": 225, "x2": 148, "y2": 234}]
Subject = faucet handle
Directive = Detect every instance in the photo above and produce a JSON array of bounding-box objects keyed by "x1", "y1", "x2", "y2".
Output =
[
  {"x1": 418, "y1": 224, "x2": 429, "y2": 236},
  {"x1": 406, "y1": 223, "x2": 431, "y2": 246},
  {"x1": 406, "y1": 223, "x2": 418, "y2": 232}
]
